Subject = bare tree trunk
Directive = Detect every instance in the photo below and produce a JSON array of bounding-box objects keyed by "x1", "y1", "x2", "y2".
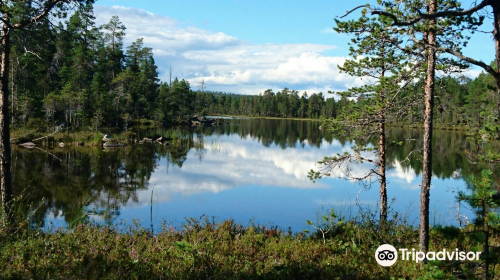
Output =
[
  {"x1": 0, "y1": 17, "x2": 13, "y2": 226},
  {"x1": 379, "y1": 106, "x2": 387, "y2": 227},
  {"x1": 379, "y1": 68, "x2": 387, "y2": 227},
  {"x1": 494, "y1": 3, "x2": 500, "y2": 126},
  {"x1": 419, "y1": 0, "x2": 437, "y2": 254},
  {"x1": 66, "y1": 111, "x2": 69, "y2": 135}
]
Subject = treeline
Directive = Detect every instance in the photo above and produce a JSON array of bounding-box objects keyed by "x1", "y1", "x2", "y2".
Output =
[
  {"x1": 392, "y1": 69, "x2": 498, "y2": 129},
  {"x1": 195, "y1": 69, "x2": 497, "y2": 128},
  {"x1": 194, "y1": 90, "x2": 342, "y2": 119},
  {"x1": 433, "y1": 71, "x2": 498, "y2": 129}
]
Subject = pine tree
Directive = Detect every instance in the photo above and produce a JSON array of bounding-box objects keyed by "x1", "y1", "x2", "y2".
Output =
[
  {"x1": 310, "y1": 13, "x2": 419, "y2": 226},
  {"x1": 457, "y1": 170, "x2": 499, "y2": 279}
]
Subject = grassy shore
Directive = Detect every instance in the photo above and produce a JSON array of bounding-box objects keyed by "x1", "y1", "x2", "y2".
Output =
[
  {"x1": 0, "y1": 214, "x2": 496, "y2": 279},
  {"x1": 10, "y1": 130, "x2": 134, "y2": 146},
  {"x1": 10, "y1": 118, "x2": 162, "y2": 146}
]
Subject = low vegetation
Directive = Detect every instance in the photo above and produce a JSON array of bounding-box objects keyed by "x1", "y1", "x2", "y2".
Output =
[{"x1": 0, "y1": 209, "x2": 498, "y2": 279}]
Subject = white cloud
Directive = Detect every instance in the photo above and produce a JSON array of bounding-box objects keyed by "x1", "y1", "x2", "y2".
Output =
[
  {"x1": 462, "y1": 69, "x2": 484, "y2": 79},
  {"x1": 388, "y1": 160, "x2": 416, "y2": 184},
  {"x1": 94, "y1": 5, "x2": 361, "y2": 94}
]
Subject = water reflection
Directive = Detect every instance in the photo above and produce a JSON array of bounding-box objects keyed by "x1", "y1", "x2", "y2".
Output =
[{"x1": 12, "y1": 119, "x2": 500, "y2": 231}]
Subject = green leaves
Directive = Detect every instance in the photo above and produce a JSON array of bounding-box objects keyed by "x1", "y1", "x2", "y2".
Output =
[{"x1": 458, "y1": 169, "x2": 499, "y2": 225}]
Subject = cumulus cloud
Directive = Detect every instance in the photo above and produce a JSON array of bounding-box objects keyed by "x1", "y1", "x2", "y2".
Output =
[{"x1": 94, "y1": 5, "x2": 362, "y2": 95}]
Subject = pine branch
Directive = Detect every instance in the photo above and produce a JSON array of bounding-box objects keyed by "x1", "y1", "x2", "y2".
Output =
[
  {"x1": 12, "y1": 0, "x2": 72, "y2": 29},
  {"x1": 410, "y1": 34, "x2": 500, "y2": 81},
  {"x1": 339, "y1": 0, "x2": 491, "y2": 26}
]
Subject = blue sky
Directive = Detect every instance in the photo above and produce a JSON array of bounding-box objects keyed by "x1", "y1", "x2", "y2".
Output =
[
  {"x1": 97, "y1": 0, "x2": 349, "y2": 45},
  {"x1": 94, "y1": 0, "x2": 495, "y2": 95}
]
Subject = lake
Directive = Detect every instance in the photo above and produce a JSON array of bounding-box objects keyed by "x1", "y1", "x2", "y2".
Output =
[{"x1": 12, "y1": 118, "x2": 498, "y2": 232}]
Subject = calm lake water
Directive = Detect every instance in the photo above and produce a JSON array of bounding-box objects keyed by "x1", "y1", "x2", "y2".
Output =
[{"x1": 12, "y1": 118, "x2": 498, "y2": 232}]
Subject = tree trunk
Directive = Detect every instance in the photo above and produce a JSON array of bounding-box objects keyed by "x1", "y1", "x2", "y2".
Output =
[
  {"x1": 493, "y1": 3, "x2": 500, "y2": 125},
  {"x1": 379, "y1": 69, "x2": 387, "y2": 228},
  {"x1": 66, "y1": 111, "x2": 69, "y2": 135},
  {"x1": 10, "y1": 64, "x2": 14, "y2": 128},
  {"x1": 483, "y1": 201, "x2": 489, "y2": 280},
  {"x1": 0, "y1": 17, "x2": 13, "y2": 226},
  {"x1": 379, "y1": 104, "x2": 387, "y2": 227},
  {"x1": 419, "y1": 0, "x2": 437, "y2": 254}
]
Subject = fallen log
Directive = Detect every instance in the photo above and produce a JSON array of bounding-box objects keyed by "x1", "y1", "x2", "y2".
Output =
[
  {"x1": 32, "y1": 128, "x2": 61, "y2": 142},
  {"x1": 19, "y1": 142, "x2": 36, "y2": 148}
]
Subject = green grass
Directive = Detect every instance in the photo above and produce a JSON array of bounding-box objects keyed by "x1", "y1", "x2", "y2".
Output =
[{"x1": 0, "y1": 211, "x2": 497, "y2": 279}]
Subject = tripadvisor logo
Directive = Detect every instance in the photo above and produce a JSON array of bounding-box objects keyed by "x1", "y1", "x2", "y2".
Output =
[
  {"x1": 375, "y1": 244, "x2": 398, "y2": 267},
  {"x1": 375, "y1": 244, "x2": 482, "y2": 267}
]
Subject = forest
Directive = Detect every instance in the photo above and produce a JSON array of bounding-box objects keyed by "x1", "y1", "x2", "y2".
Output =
[{"x1": 5, "y1": 2, "x2": 498, "y2": 133}]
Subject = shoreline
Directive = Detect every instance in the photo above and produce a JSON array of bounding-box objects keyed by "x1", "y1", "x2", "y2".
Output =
[
  {"x1": 0, "y1": 218, "x2": 489, "y2": 279},
  {"x1": 9, "y1": 117, "x2": 476, "y2": 149}
]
